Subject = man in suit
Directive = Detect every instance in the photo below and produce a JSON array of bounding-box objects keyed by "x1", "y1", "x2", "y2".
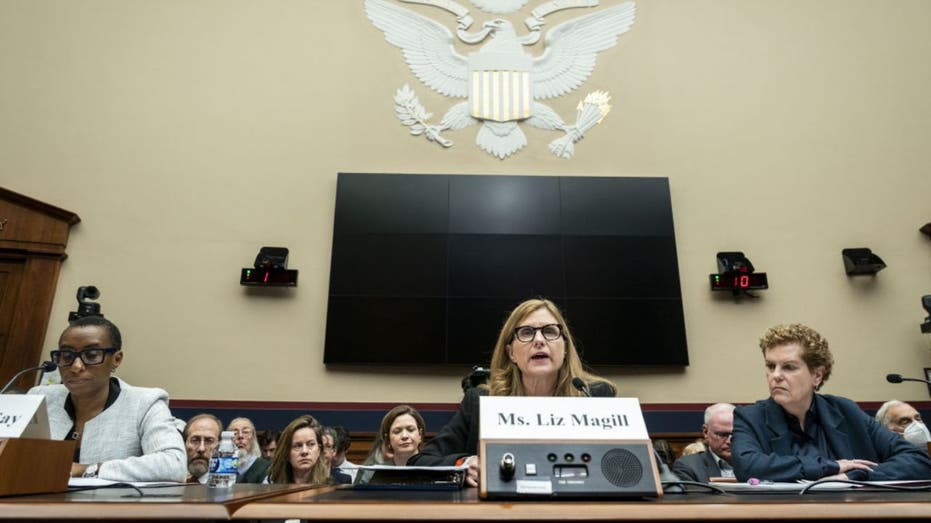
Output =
[
  {"x1": 672, "y1": 403, "x2": 735, "y2": 482},
  {"x1": 183, "y1": 413, "x2": 222, "y2": 483}
]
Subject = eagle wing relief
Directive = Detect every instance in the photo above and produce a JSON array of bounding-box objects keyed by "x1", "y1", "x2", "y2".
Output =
[
  {"x1": 365, "y1": 0, "x2": 470, "y2": 98},
  {"x1": 366, "y1": 0, "x2": 637, "y2": 159},
  {"x1": 533, "y1": 1, "x2": 636, "y2": 100}
]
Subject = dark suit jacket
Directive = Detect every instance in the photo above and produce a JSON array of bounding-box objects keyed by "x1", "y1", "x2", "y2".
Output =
[
  {"x1": 330, "y1": 468, "x2": 352, "y2": 484},
  {"x1": 672, "y1": 450, "x2": 723, "y2": 483},
  {"x1": 732, "y1": 394, "x2": 931, "y2": 482},
  {"x1": 237, "y1": 456, "x2": 271, "y2": 484},
  {"x1": 408, "y1": 380, "x2": 616, "y2": 467}
]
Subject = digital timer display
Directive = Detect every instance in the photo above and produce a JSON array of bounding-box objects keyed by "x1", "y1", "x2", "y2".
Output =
[
  {"x1": 240, "y1": 268, "x2": 299, "y2": 286},
  {"x1": 709, "y1": 272, "x2": 768, "y2": 291}
]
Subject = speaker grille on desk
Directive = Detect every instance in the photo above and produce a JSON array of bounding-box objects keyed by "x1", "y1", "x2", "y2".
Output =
[{"x1": 601, "y1": 449, "x2": 642, "y2": 487}]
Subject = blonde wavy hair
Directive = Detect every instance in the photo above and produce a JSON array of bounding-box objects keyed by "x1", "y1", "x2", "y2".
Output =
[
  {"x1": 759, "y1": 323, "x2": 833, "y2": 390},
  {"x1": 485, "y1": 298, "x2": 613, "y2": 397}
]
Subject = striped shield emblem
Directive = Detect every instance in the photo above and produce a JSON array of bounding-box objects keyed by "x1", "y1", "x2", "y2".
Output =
[{"x1": 468, "y1": 52, "x2": 533, "y2": 122}]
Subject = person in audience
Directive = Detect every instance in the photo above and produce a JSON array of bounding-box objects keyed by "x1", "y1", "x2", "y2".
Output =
[
  {"x1": 380, "y1": 405, "x2": 426, "y2": 466},
  {"x1": 875, "y1": 400, "x2": 931, "y2": 449},
  {"x1": 257, "y1": 429, "x2": 280, "y2": 460},
  {"x1": 183, "y1": 413, "x2": 223, "y2": 483},
  {"x1": 652, "y1": 439, "x2": 675, "y2": 468},
  {"x1": 266, "y1": 415, "x2": 331, "y2": 485},
  {"x1": 732, "y1": 323, "x2": 931, "y2": 482},
  {"x1": 673, "y1": 403, "x2": 735, "y2": 482},
  {"x1": 680, "y1": 440, "x2": 707, "y2": 457},
  {"x1": 228, "y1": 417, "x2": 271, "y2": 483},
  {"x1": 27, "y1": 316, "x2": 187, "y2": 482},
  {"x1": 321, "y1": 426, "x2": 352, "y2": 483},
  {"x1": 362, "y1": 431, "x2": 393, "y2": 466},
  {"x1": 331, "y1": 425, "x2": 359, "y2": 481},
  {"x1": 407, "y1": 298, "x2": 616, "y2": 487}
]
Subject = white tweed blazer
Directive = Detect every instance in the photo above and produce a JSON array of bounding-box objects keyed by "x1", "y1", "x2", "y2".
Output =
[{"x1": 28, "y1": 378, "x2": 187, "y2": 482}]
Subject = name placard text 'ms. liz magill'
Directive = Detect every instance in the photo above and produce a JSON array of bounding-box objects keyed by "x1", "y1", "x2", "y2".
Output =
[{"x1": 479, "y1": 397, "x2": 649, "y2": 440}]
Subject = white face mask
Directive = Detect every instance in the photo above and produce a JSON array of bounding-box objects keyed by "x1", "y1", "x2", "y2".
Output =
[{"x1": 903, "y1": 420, "x2": 931, "y2": 447}]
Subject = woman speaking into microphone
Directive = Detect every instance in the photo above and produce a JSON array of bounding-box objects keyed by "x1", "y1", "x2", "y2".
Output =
[{"x1": 407, "y1": 298, "x2": 616, "y2": 486}]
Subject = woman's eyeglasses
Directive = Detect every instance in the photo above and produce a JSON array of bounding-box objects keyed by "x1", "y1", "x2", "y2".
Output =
[
  {"x1": 50, "y1": 348, "x2": 119, "y2": 367},
  {"x1": 513, "y1": 324, "x2": 563, "y2": 343}
]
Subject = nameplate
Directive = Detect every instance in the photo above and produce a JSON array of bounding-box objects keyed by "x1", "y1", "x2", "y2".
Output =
[
  {"x1": 0, "y1": 395, "x2": 51, "y2": 439},
  {"x1": 479, "y1": 397, "x2": 649, "y2": 440}
]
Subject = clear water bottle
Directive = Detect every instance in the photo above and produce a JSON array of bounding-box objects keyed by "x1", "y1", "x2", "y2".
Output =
[{"x1": 207, "y1": 430, "x2": 238, "y2": 488}]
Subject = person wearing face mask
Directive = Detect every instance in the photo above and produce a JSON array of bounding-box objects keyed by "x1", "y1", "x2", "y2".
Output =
[
  {"x1": 732, "y1": 324, "x2": 931, "y2": 482},
  {"x1": 875, "y1": 400, "x2": 931, "y2": 451},
  {"x1": 406, "y1": 298, "x2": 616, "y2": 487}
]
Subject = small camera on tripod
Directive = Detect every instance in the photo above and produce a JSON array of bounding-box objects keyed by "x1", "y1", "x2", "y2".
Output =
[{"x1": 68, "y1": 285, "x2": 103, "y2": 321}]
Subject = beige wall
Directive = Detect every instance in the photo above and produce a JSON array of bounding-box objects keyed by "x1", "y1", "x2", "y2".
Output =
[{"x1": 2, "y1": 0, "x2": 930, "y2": 405}]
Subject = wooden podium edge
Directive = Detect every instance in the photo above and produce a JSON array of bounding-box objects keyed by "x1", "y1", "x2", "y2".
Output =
[
  {"x1": 224, "y1": 484, "x2": 334, "y2": 516},
  {"x1": 0, "y1": 438, "x2": 74, "y2": 497}
]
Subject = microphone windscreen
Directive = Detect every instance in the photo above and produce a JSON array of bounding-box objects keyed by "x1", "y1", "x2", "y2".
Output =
[
  {"x1": 886, "y1": 373, "x2": 904, "y2": 383},
  {"x1": 571, "y1": 377, "x2": 586, "y2": 391},
  {"x1": 41, "y1": 361, "x2": 57, "y2": 372}
]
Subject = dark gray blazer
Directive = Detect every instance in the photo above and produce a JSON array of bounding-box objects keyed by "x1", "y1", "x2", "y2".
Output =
[{"x1": 672, "y1": 450, "x2": 722, "y2": 483}]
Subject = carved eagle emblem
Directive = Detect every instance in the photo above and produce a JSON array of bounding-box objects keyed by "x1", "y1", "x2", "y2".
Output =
[{"x1": 365, "y1": 0, "x2": 636, "y2": 159}]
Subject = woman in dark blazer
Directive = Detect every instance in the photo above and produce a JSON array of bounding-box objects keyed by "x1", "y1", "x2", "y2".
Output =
[
  {"x1": 407, "y1": 298, "x2": 616, "y2": 486},
  {"x1": 732, "y1": 323, "x2": 931, "y2": 482}
]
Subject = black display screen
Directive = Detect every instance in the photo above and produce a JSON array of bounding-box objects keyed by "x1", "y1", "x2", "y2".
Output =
[{"x1": 324, "y1": 173, "x2": 689, "y2": 367}]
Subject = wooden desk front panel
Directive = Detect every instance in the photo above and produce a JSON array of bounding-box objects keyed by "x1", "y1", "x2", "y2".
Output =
[{"x1": 232, "y1": 487, "x2": 931, "y2": 521}]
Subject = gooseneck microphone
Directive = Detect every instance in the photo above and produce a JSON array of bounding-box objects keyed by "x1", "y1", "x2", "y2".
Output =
[
  {"x1": 886, "y1": 373, "x2": 931, "y2": 385},
  {"x1": 0, "y1": 361, "x2": 57, "y2": 394},
  {"x1": 572, "y1": 377, "x2": 591, "y2": 397}
]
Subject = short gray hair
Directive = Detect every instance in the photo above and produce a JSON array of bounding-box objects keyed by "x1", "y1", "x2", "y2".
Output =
[
  {"x1": 875, "y1": 400, "x2": 905, "y2": 428},
  {"x1": 703, "y1": 403, "x2": 736, "y2": 425}
]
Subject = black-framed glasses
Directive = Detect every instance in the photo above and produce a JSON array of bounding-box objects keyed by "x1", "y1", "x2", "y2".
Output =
[
  {"x1": 513, "y1": 324, "x2": 563, "y2": 343},
  {"x1": 50, "y1": 348, "x2": 119, "y2": 367}
]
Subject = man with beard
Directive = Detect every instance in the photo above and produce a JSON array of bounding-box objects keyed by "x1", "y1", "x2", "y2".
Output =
[
  {"x1": 183, "y1": 414, "x2": 222, "y2": 483},
  {"x1": 228, "y1": 417, "x2": 271, "y2": 483}
]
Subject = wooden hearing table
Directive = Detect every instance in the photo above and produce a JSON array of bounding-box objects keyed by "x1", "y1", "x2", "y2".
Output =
[
  {"x1": 0, "y1": 482, "x2": 315, "y2": 521},
  {"x1": 232, "y1": 485, "x2": 931, "y2": 522},
  {"x1": 1, "y1": 483, "x2": 930, "y2": 521}
]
